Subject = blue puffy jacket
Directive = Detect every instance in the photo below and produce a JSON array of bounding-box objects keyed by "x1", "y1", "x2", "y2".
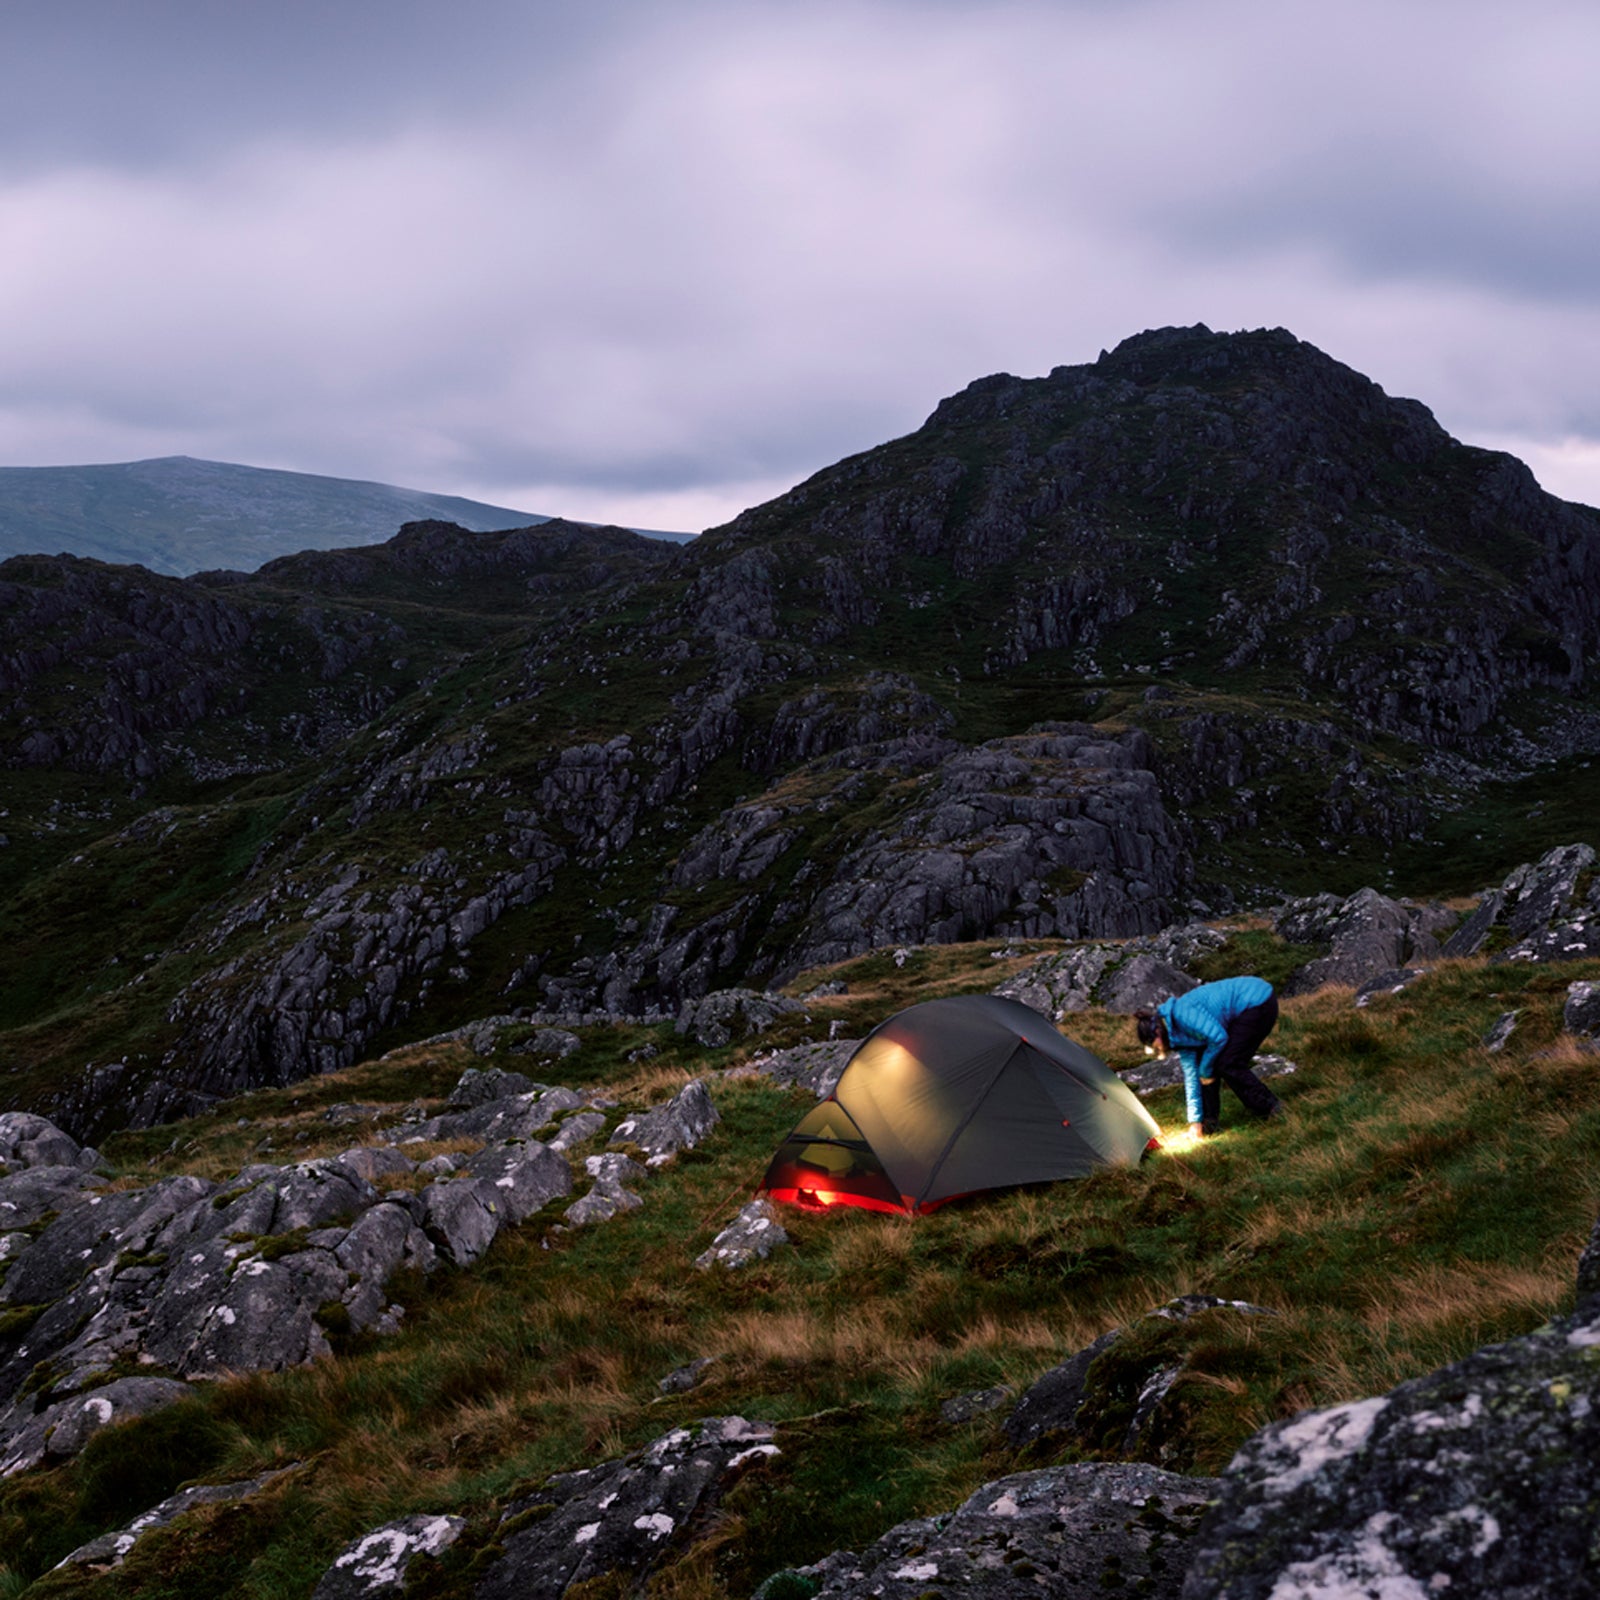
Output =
[{"x1": 1157, "y1": 976, "x2": 1273, "y2": 1125}]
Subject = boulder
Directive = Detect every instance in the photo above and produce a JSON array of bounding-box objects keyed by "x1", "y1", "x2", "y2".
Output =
[
  {"x1": 0, "y1": 1111, "x2": 94, "y2": 1173},
  {"x1": 1353, "y1": 966, "x2": 1426, "y2": 1007},
  {"x1": 1565, "y1": 980, "x2": 1600, "y2": 1041},
  {"x1": 1180, "y1": 1295, "x2": 1600, "y2": 1599},
  {"x1": 1098, "y1": 952, "x2": 1197, "y2": 1015},
  {"x1": 565, "y1": 1153, "x2": 647, "y2": 1227},
  {"x1": 462, "y1": 1142, "x2": 573, "y2": 1225},
  {"x1": 695, "y1": 1199, "x2": 791, "y2": 1271},
  {"x1": 1483, "y1": 1010, "x2": 1522, "y2": 1053},
  {"x1": 1003, "y1": 1297, "x2": 1279, "y2": 1454},
  {"x1": 675, "y1": 989, "x2": 804, "y2": 1048},
  {"x1": 448, "y1": 1067, "x2": 542, "y2": 1107},
  {"x1": 474, "y1": 1417, "x2": 779, "y2": 1600},
  {"x1": 797, "y1": 1461, "x2": 1222, "y2": 1600},
  {"x1": 609, "y1": 1079, "x2": 720, "y2": 1166},
  {"x1": 735, "y1": 1040, "x2": 858, "y2": 1099},
  {"x1": 313, "y1": 1513, "x2": 468, "y2": 1598},
  {"x1": 1277, "y1": 887, "x2": 1436, "y2": 996},
  {"x1": 0, "y1": 1376, "x2": 193, "y2": 1477}
]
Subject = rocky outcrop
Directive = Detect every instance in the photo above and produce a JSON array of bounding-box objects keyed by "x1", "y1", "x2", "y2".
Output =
[
  {"x1": 1181, "y1": 1291, "x2": 1600, "y2": 1598},
  {"x1": 312, "y1": 1513, "x2": 468, "y2": 1599},
  {"x1": 0, "y1": 1072, "x2": 720, "y2": 1478},
  {"x1": 993, "y1": 921, "x2": 1226, "y2": 1019},
  {"x1": 473, "y1": 1416, "x2": 780, "y2": 1600},
  {"x1": 695, "y1": 1199, "x2": 791, "y2": 1271},
  {"x1": 795, "y1": 1461, "x2": 1222, "y2": 1600},
  {"x1": 1274, "y1": 886, "x2": 1452, "y2": 995},
  {"x1": 1448, "y1": 842, "x2": 1600, "y2": 964}
]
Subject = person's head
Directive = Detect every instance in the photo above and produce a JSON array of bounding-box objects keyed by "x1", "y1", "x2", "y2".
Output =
[{"x1": 1135, "y1": 1010, "x2": 1165, "y2": 1053}]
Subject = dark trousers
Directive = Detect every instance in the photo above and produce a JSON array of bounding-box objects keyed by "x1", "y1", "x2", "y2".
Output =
[{"x1": 1199, "y1": 996, "x2": 1280, "y2": 1127}]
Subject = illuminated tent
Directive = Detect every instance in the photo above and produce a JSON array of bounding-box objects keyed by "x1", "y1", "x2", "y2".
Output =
[{"x1": 760, "y1": 994, "x2": 1159, "y2": 1215}]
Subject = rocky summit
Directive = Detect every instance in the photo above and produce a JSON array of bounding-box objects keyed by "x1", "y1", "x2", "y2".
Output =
[{"x1": 1, "y1": 326, "x2": 1599, "y2": 1599}]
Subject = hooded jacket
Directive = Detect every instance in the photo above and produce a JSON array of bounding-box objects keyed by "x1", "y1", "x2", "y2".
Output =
[{"x1": 1157, "y1": 975, "x2": 1274, "y2": 1125}]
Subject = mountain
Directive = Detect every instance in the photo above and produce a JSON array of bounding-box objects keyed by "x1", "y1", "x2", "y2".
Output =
[
  {"x1": 0, "y1": 455, "x2": 566, "y2": 575},
  {"x1": 1, "y1": 325, "x2": 1599, "y2": 1600},
  {"x1": 0, "y1": 324, "x2": 1597, "y2": 1137}
]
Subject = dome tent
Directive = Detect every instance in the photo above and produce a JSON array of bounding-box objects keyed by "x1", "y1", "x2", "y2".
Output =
[{"x1": 760, "y1": 994, "x2": 1160, "y2": 1216}]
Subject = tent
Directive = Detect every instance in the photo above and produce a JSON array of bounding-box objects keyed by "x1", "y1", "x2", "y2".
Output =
[{"x1": 760, "y1": 994, "x2": 1160, "y2": 1215}]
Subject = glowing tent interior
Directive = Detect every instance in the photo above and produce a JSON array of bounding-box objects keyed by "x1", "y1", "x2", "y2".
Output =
[{"x1": 760, "y1": 994, "x2": 1161, "y2": 1215}]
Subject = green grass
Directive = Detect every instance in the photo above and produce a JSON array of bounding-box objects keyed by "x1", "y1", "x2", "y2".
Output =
[{"x1": 9, "y1": 945, "x2": 1600, "y2": 1599}]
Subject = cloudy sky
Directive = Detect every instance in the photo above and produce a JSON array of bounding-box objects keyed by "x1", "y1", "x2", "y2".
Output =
[{"x1": 3, "y1": 0, "x2": 1598, "y2": 532}]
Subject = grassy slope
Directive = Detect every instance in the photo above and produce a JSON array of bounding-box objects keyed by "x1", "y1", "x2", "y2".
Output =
[{"x1": 3, "y1": 936, "x2": 1598, "y2": 1599}]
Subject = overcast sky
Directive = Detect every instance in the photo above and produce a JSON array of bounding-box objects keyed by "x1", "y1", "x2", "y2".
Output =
[{"x1": 3, "y1": 0, "x2": 1598, "y2": 533}]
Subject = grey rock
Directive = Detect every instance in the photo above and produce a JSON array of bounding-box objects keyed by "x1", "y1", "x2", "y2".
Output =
[
  {"x1": 0, "y1": 1111, "x2": 91, "y2": 1173},
  {"x1": 658, "y1": 1355, "x2": 719, "y2": 1395},
  {"x1": 609, "y1": 1079, "x2": 720, "y2": 1167},
  {"x1": 475, "y1": 1416, "x2": 779, "y2": 1600},
  {"x1": 518, "y1": 1028, "x2": 583, "y2": 1060},
  {"x1": 1097, "y1": 952, "x2": 1197, "y2": 1015},
  {"x1": 1565, "y1": 980, "x2": 1600, "y2": 1041},
  {"x1": 313, "y1": 1513, "x2": 468, "y2": 1598},
  {"x1": 420, "y1": 1179, "x2": 504, "y2": 1267},
  {"x1": 801, "y1": 1460, "x2": 1221, "y2": 1600},
  {"x1": 695, "y1": 1199, "x2": 790, "y2": 1271},
  {"x1": 734, "y1": 1040, "x2": 858, "y2": 1099},
  {"x1": 462, "y1": 1142, "x2": 573, "y2": 1225},
  {"x1": 1182, "y1": 1296, "x2": 1600, "y2": 1599},
  {"x1": 939, "y1": 1384, "x2": 1014, "y2": 1424},
  {"x1": 993, "y1": 943, "x2": 1121, "y2": 1017},
  {"x1": 565, "y1": 1153, "x2": 648, "y2": 1227},
  {"x1": 54, "y1": 1464, "x2": 300, "y2": 1572},
  {"x1": 1441, "y1": 887, "x2": 1505, "y2": 957},
  {"x1": 1352, "y1": 966, "x2": 1426, "y2": 1006},
  {"x1": 548, "y1": 1110, "x2": 608, "y2": 1151},
  {"x1": 0, "y1": 1164, "x2": 103, "y2": 1233},
  {"x1": 449, "y1": 1067, "x2": 542, "y2": 1107},
  {"x1": 675, "y1": 989, "x2": 804, "y2": 1048},
  {"x1": 1278, "y1": 887, "x2": 1436, "y2": 996},
  {"x1": 1002, "y1": 1328, "x2": 1124, "y2": 1448},
  {"x1": 0, "y1": 1376, "x2": 193, "y2": 1477},
  {"x1": 1004, "y1": 1297, "x2": 1279, "y2": 1452},
  {"x1": 1483, "y1": 1010, "x2": 1522, "y2": 1053},
  {"x1": 1480, "y1": 843, "x2": 1600, "y2": 964}
]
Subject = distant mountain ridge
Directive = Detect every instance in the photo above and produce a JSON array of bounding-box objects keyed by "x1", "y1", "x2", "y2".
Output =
[{"x1": 0, "y1": 455, "x2": 562, "y2": 575}]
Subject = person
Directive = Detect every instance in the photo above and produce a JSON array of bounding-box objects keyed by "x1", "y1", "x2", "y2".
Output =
[{"x1": 1135, "y1": 976, "x2": 1285, "y2": 1138}]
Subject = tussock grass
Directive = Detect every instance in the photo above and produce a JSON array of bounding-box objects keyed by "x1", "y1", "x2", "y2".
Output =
[{"x1": 8, "y1": 948, "x2": 1600, "y2": 1599}]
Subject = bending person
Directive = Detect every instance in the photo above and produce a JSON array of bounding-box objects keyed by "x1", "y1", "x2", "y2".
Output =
[{"x1": 1136, "y1": 976, "x2": 1284, "y2": 1138}]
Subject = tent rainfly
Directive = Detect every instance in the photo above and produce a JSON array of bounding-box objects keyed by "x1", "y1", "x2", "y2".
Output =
[{"x1": 760, "y1": 994, "x2": 1160, "y2": 1215}]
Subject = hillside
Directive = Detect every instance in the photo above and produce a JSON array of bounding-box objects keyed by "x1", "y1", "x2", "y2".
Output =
[
  {"x1": 0, "y1": 457, "x2": 556, "y2": 576},
  {"x1": 1, "y1": 893, "x2": 1598, "y2": 1598},
  {"x1": 1, "y1": 325, "x2": 1597, "y2": 1139}
]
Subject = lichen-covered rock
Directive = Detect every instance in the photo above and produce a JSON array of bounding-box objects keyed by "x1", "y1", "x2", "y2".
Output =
[
  {"x1": 1180, "y1": 1297, "x2": 1600, "y2": 1599},
  {"x1": 1565, "y1": 980, "x2": 1600, "y2": 1041},
  {"x1": 313, "y1": 1513, "x2": 468, "y2": 1598},
  {"x1": 799, "y1": 1461, "x2": 1222, "y2": 1600},
  {"x1": 735, "y1": 1040, "x2": 858, "y2": 1099},
  {"x1": 609, "y1": 1079, "x2": 720, "y2": 1166},
  {"x1": 695, "y1": 1199, "x2": 790, "y2": 1271},
  {"x1": 1353, "y1": 966, "x2": 1427, "y2": 1007},
  {"x1": 448, "y1": 1066, "x2": 542, "y2": 1107},
  {"x1": 1447, "y1": 844, "x2": 1600, "y2": 965},
  {"x1": 675, "y1": 989, "x2": 804, "y2": 1047},
  {"x1": 1004, "y1": 1297, "x2": 1280, "y2": 1454},
  {"x1": 1277, "y1": 887, "x2": 1442, "y2": 996},
  {"x1": 51, "y1": 1465, "x2": 300, "y2": 1574},
  {"x1": 474, "y1": 1417, "x2": 779, "y2": 1600},
  {"x1": 565, "y1": 1153, "x2": 648, "y2": 1227},
  {"x1": 0, "y1": 1376, "x2": 194, "y2": 1477}
]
